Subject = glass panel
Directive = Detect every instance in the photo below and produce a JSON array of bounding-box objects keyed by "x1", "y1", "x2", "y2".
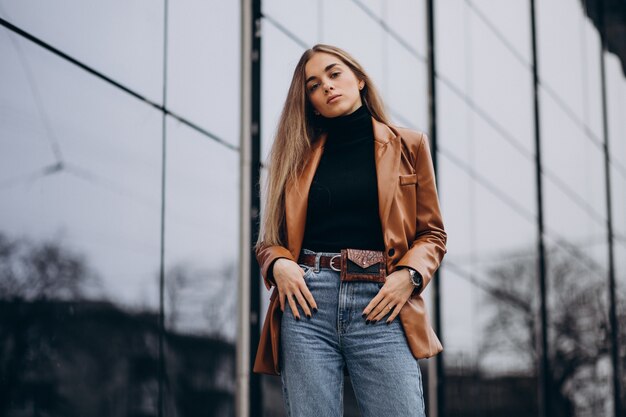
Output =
[
  {"x1": 162, "y1": 117, "x2": 238, "y2": 416},
  {"x1": 437, "y1": 0, "x2": 539, "y2": 414},
  {"x1": 538, "y1": 1, "x2": 614, "y2": 414},
  {"x1": 167, "y1": 1, "x2": 240, "y2": 148},
  {"x1": 385, "y1": 50, "x2": 428, "y2": 129},
  {"x1": 0, "y1": 31, "x2": 162, "y2": 416}
]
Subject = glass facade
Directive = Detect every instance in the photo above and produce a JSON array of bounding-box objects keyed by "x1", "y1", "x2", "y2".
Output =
[{"x1": 1, "y1": 1, "x2": 625, "y2": 416}]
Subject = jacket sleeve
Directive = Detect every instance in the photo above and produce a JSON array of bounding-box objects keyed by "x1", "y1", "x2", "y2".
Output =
[
  {"x1": 396, "y1": 132, "x2": 447, "y2": 296},
  {"x1": 256, "y1": 243, "x2": 296, "y2": 291}
]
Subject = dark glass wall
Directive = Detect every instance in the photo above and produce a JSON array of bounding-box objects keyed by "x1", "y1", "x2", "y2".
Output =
[{"x1": 0, "y1": 1, "x2": 239, "y2": 416}]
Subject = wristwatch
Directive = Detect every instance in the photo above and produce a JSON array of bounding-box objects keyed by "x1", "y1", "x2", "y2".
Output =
[{"x1": 404, "y1": 267, "x2": 423, "y2": 292}]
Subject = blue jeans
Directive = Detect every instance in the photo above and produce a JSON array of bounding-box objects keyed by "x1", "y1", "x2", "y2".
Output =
[{"x1": 280, "y1": 248, "x2": 426, "y2": 417}]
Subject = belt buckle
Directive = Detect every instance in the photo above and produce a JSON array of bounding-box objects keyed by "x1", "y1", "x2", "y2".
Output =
[{"x1": 329, "y1": 254, "x2": 341, "y2": 272}]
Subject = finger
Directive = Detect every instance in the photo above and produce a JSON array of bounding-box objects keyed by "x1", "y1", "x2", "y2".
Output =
[
  {"x1": 287, "y1": 293, "x2": 301, "y2": 320},
  {"x1": 369, "y1": 299, "x2": 387, "y2": 321},
  {"x1": 363, "y1": 290, "x2": 385, "y2": 320},
  {"x1": 293, "y1": 288, "x2": 313, "y2": 318},
  {"x1": 386, "y1": 303, "x2": 403, "y2": 324},
  {"x1": 301, "y1": 285, "x2": 318, "y2": 313},
  {"x1": 373, "y1": 301, "x2": 395, "y2": 321}
]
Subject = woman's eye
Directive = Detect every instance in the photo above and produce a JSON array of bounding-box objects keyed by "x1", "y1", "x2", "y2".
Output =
[
  {"x1": 331, "y1": 72, "x2": 340, "y2": 78},
  {"x1": 309, "y1": 84, "x2": 318, "y2": 92}
]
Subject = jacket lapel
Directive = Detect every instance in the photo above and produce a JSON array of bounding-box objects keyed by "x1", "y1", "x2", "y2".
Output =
[{"x1": 285, "y1": 116, "x2": 401, "y2": 260}]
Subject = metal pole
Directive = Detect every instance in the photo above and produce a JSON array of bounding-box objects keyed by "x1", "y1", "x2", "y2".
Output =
[
  {"x1": 529, "y1": 1, "x2": 550, "y2": 416},
  {"x1": 235, "y1": 0, "x2": 252, "y2": 417},
  {"x1": 238, "y1": 0, "x2": 263, "y2": 416},
  {"x1": 249, "y1": 0, "x2": 263, "y2": 416},
  {"x1": 425, "y1": 1, "x2": 444, "y2": 416},
  {"x1": 158, "y1": 0, "x2": 169, "y2": 415},
  {"x1": 596, "y1": 0, "x2": 621, "y2": 414}
]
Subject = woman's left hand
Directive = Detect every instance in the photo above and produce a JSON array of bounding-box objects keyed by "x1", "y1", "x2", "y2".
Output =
[{"x1": 362, "y1": 268, "x2": 414, "y2": 324}]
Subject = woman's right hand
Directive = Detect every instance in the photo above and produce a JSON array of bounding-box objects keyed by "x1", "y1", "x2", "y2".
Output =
[{"x1": 273, "y1": 258, "x2": 318, "y2": 320}]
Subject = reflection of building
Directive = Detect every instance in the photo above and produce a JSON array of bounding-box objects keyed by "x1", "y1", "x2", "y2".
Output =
[{"x1": 0, "y1": 300, "x2": 234, "y2": 417}]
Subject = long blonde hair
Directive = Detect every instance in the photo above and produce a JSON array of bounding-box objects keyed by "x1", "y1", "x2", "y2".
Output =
[{"x1": 254, "y1": 44, "x2": 391, "y2": 252}]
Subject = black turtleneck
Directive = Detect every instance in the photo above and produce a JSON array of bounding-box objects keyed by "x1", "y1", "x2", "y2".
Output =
[{"x1": 301, "y1": 104, "x2": 385, "y2": 253}]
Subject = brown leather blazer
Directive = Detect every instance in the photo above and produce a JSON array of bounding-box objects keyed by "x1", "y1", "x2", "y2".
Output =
[{"x1": 253, "y1": 116, "x2": 447, "y2": 375}]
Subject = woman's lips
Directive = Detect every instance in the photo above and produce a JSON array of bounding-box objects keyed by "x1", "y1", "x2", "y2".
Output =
[{"x1": 327, "y1": 95, "x2": 341, "y2": 104}]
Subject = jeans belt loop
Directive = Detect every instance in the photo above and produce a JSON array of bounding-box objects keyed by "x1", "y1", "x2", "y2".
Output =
[{"x1": 314, "y1": 252, "x2": 322, "y2": 273}]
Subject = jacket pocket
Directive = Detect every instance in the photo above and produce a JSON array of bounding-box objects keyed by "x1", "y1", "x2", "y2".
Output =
[{"x1": 399, "y1": 173, "x2": 417, "y2": 185}]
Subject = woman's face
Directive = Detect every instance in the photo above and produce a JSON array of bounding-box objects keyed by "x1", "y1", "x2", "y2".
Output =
[{"x1": 304, "y1": 52, "x2": 365, "y2": 118}]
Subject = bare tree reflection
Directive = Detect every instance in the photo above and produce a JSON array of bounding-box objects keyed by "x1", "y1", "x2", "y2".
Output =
[
  {"x1": 163, "y1": 260, "x2": 236, "y2": 343},
  {"x1": 481, "y1": 245, "x2": 615, "y2": 416},
  {"x1": 0, "y1": 231, "x2": 236, "y2": 417},
  {"x1": 0, "y1": 231, "x2": 100, "y2": 301}
]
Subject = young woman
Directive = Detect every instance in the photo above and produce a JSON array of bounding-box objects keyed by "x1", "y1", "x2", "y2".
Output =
[{"x1": 253, "y1": 44, "x2": 447, "y2": 417}]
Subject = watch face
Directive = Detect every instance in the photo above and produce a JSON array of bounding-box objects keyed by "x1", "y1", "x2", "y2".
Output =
[{"x1": 410, "y1": 270, "x2": 422, "y2": 287}]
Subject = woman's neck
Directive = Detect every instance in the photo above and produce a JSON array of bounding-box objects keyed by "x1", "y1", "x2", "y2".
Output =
[{"x1": 320, "y1": 104, "x2": 372, "y2": 141}]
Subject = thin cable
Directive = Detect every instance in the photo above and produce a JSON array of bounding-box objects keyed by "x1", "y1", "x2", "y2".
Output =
[{"x1": 0, "y1": 9, "x2": 64, "y2": 165}]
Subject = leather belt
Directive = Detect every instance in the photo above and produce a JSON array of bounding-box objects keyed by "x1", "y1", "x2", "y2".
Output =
[
  {"x1": 297, "y1": 253, "x2": 342, "y2": 271},
  {"x1": 297, "y1": 249, "x2": 387, "y2": 283}
]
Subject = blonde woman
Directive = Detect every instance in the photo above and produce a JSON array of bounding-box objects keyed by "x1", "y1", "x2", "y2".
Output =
[{"x1": 253, "y1": 44, "x2": 447, "y2": 417}]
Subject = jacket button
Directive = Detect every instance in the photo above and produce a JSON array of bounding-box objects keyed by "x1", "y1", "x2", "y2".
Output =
[{"x1": 388, "y1": 248, "x2": 395, "y2": 257}]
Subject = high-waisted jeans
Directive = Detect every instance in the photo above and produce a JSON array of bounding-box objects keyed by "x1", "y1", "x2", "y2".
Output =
[{"x1": 280, "y1": 248, "x2": 426, "y2": 417}]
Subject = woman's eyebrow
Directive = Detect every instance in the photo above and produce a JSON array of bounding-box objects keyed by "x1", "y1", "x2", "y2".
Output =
[{"x1": 305, "y1": 63, "x2": 340, "y2": 84}]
